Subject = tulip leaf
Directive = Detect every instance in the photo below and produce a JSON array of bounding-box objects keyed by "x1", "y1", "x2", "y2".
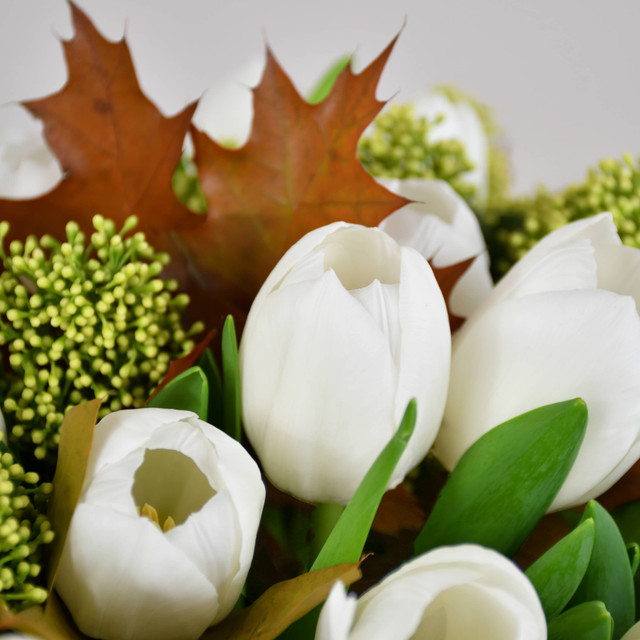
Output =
[
  {"x1": 222, "y1": 315, "x2": 241, "y2": 440},
  {"x1": 414, "y1": 398, "x2": 588, "y2": 557},
  {"x1": 525, "y1": 518, "x2": 595, "y2": 619},
  {"x1": 628, "y1": 542, "x2": 640, "y2": 577},
  {"x1": 568, "y1": 501, "x2": 635, "y2": 640},
  {"x1": 547, "y1": 601, "x2": 613, "y2": 640},
  {"x1": 147, "y1": 365, "x2": 208, "y2": 420},
  {"x1": 198, "y1": 348, "x2": 224, "y2": 428},
  {"x1": 311, "y1": 398, "x2": 416, "y2": 571},
  {"x1": 46, "y1": 398, "x2": 102, "y2": 592},
  {"x1": 200, "y1": 562, "x2": 361, "y2": 640},
  {"x1": 307, "y1": 55, "x2": 351, "y2": 104}
]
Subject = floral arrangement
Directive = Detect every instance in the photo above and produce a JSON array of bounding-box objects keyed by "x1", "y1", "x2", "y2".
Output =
[{"x1": 1, "y1": 4, "x2": 640, "y2": 640}]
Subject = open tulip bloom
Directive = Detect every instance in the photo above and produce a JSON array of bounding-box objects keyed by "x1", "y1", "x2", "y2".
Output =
[{"x1": 5, "y1": 6, "x2": 640, "y2": 640}]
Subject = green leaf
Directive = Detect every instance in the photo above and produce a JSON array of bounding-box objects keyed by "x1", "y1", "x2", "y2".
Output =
[
  {"x1": 548, "y1": 602, "x2": 613, "y2": 640},
  {"x1": 414, "y1": 398, "x2": 588, "y2": 557},
  {"x1": 222, "y1": 315, "x2": 241, "y2": 440},
  {"x1": 147, "y1": 366, "x2": 208, "y2": 420},
  {"x1": 569, "y1": 501, "x2": 635, "y2": 640},
  {"x1": 312, "y1": 398, "x2": 416, "y2": 571},
  {"x1": 307, "y1": 55, "x2": 351, "y2": 104},
  {"x1": 198, "y1": 348, "x2": 224, "y2": 428},
  {"x1": 525, "y1": 518, "x2": 595, "y2": 619},
  {"x1": 280, "y1": 400, "x2": 416, "y2": 640}
]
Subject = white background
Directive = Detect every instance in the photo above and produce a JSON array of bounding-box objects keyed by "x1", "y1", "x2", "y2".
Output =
[{"x1": 1, "y1": 0, "x2": 638, "y2": 195}]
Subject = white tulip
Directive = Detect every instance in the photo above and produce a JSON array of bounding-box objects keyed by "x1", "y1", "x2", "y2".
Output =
[
  {"x1": 408, "y1": 90, "x2": 490, "y2": 202},
  {"x1": 435, "y1": 213, "x2": 640, "y2": 510},
  {"x1": 622, "y1": 621, "x2": 640, "y2": 640},
  {"x1": 0, "y1": 105, "x2": 62, "y2": 198},
  {"x1": 378, "y1": 179, "x2": 492, "y2": 318},
  {"x1": 240, "y1": 222, "x2": 451, "y2": 504},
  {"x1": 55, "y1": 408, "x2": 265, "y2": 640},
  {"x1": 316, "y1": 544, "x2": 546, "y2": 640}
]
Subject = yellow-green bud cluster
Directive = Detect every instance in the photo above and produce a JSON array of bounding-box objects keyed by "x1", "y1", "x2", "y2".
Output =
[
  {"x1": 0, "y1": 449, "x2": 52, "y2": 610},
  {"x1": 0, "y1": 215, "x2": 203, "y2": 467},
  {"x1": 172, "y1": 157, "x2": 208, "y2": 214},
  {"x1": 358, "y1": 103, "x2": 477, "y2": 203},
  {"x1": 484, "y1": 154, "x2": 640, "y2": 278}
]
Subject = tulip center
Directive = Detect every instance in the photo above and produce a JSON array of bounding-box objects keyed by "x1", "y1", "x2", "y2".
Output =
[
  {"x1": 322, "y1": 227, "x2": 401, "y2": 289},
  {"x1": 132, "y1": 448, "x2": 216, "y2": 529}
]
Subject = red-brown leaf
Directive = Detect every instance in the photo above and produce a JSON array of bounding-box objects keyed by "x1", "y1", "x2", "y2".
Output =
[
  {"x1": 0, "y1": 3, "x2": 197, "y2": 239},
  {"x1": 430, "y1": 256, "x2": 476, "y2": 333},
  {"x1": 179, "y1": 39, "x2": 408, "y2": 309}
]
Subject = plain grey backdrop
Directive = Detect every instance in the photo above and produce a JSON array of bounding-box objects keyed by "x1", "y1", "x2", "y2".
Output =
[{"x1": 1, "y1": 0, "x2": 638, "y2": 195}]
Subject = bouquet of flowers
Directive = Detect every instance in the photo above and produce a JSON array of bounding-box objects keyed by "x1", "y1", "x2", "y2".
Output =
[{"x1": 1, "y1": 4, "x2": 640, "y2": 640}]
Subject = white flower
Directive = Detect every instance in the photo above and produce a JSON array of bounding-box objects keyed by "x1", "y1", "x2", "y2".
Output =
[
  {"x1": 316, "y1": 544, "x2": 546, "y2": 640},
  {"x1": 378, "y1": 178, "x2": 492, "y2": 318},
  {"x1": 622, "y1": 621, "x2": 640, "y2": 640},
  {"x1": 0, "y1": 105, "x2": 62, "y2": 199},
  {"x1": 408, "y1": 90, "x2": 490, "y2": 202},
  {"x1": 240, "y1": 222, "x2": 451, "y2": 504},
  {"x1": 434, "y1": 213, "x2": 640, "y2": 510},
  {"x1": 55, "y1": 408, "x2": 265, "y2": 640}
]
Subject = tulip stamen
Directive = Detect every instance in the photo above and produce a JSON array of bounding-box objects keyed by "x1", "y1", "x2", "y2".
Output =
[{"x1": 138, "y1": 503, "x2": 175, "y2": 533}]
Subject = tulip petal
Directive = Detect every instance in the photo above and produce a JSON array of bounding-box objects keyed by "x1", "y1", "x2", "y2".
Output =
[
  {"x1": 392, "y1": 249, "x2": 451, "y2": 486},
  {"x1": 86, "y1": 408, "x2": 196, "y2": 478},
  {"x1": 56, "y1": 503, "x2": 218, "y2": 640},
  {"x1": 242, "y1": 269, "x2": 397, "y2": 504},
  {"x1": 315, "y1": 582, "x2": 358, "y2": 640},
  {"x1": 595, "y1": 243, "x2": 640, "y2": 313},
  {"x1": 379, "y1": 179, "x2": 492, "y2": 316},
  {"x1": 345, "y1": 545, "x2": 545, "y2": 640},
  {"x1": 622, "y1": 621, "x2": 640, "y2": 640},
  {"x1": 439, "y1": 289, "x2": 640, "y2": 510}
]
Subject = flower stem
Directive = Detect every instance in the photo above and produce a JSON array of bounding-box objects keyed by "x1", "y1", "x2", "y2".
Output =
[{"x1": 311, "y1": 502, "x2": 345, "y2": 561}]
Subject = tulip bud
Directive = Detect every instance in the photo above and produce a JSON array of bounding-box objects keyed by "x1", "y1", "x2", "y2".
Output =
[
  {"x1": 316, "y1": 544, "x2": 546, "y2": 639},
  {"x1": 55, "y1": 408, "x2": 265, "y2": 640},
  {"x1": 240, "y1": 222, "x2": 451, "y2": 504}
]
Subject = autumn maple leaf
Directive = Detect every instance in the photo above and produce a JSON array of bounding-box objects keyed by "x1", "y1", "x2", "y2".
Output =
[
  {"x1": 177, "y1": 42, "x2": 409, "y2": 315},
  {"x1": 0, "y1": 3, "x2": 196, "y2": 239}
]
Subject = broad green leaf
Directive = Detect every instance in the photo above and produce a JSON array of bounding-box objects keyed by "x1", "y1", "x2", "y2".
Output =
[
  {"x1": 201, "y1": 562, "x2": 361, "y2": 640},
  {"x1": 147, "y1": 366, "x2": 208, "y2": 420},
  {"x1": 547, "y1": 601, "x2": 613, "y2": 640},
  {"x1": 46, "y1": 399, "x2": 102, "y2": 591},
  {"x1": 569, "y1": 501, "x2": 635, "y2": 640},
  {"x1": 222, "y1": 315, "x2": 241, "y2": 440},
  {"x1": 612, "y1": 500, "x2": 640, "y2": 618},
  {"x1": 525, "y1": 518, "x2": 595, "y2": 619},
  {"x1": 414, "y1": 399, "x2": 588, "y2": 557},
  {"x1": 312, "y1": 399, "x2": 416, "y2": 571},
  {"x1": 198, "y1": 348, "x2": 224, "y2": 428},
  {"x1": 308, "y1": 55, "x2": 351, "y2": 104}
]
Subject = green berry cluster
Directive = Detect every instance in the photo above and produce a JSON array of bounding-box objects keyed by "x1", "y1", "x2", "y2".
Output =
[
  {"x1": 484, "y1": 154, "x2": 640, "y2": 278},
  {"x1": 358, "y1": 103, "x2": 477, "y2": 203},
  {"x1": 0, "y1": 215, "x2": 203, "y2": 467},
  {"x1": 0, "y1": 447, "x2": 53, "y2": 610}
]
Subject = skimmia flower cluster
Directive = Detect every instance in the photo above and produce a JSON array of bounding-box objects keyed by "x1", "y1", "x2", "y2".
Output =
[
  {"x1": 0, "y1": 216, "x2": 202, "y2": 466},
  {"x1": 0, "y1": 448, "x2": 52, "y2": 610},
  {"x1": 485, "y1": 153, "x2": 640, "y2": 277}
]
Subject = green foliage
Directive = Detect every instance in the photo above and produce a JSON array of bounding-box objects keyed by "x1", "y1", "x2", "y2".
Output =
[
  {"x1": 172, "y1": 156, "x2": 208, "y2": 214},
  {"x1": 525, "y1": 518, "x2": 595, "y2": 619},
  {"x1": 221, "y1": 315, "x2": 241, "y2": 441},
  {"x1": 569, "y1": 501, "x2": 635, "y2": 640},
  {"x1": 0, "y1": 448, "x2": 53, "y2": 610},
  {"x1": 548, "y1": 602, "x2": 613, "y2": 640},
  {"x1": 147, "y1": 366, "x2": 209, "y2": 420},
  {"x1": 485, "y1": 154, "x2": 640, "y2": 278},
  {"x1": 414, "y1": 399, "x2": 588, "y2": 557},
  {"x1": 311, "y1": 399, "x2": 416, "y2": 571},
  {"x1": 0, "y1": 216, "x2": 203, "y2": 468}
]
